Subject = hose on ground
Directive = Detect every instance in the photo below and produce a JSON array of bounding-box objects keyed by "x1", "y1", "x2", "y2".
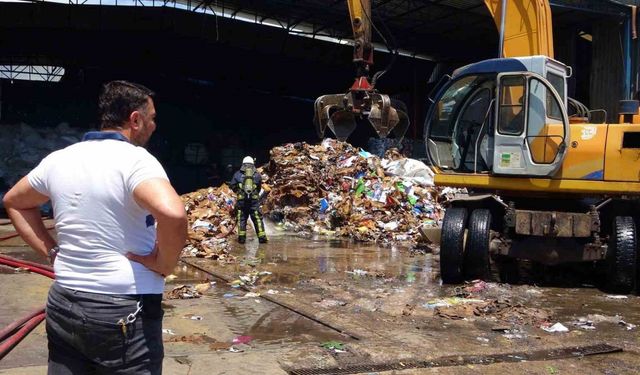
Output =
[{"x1": 0, "y1": 254, "x2": 54, "y2": 360}]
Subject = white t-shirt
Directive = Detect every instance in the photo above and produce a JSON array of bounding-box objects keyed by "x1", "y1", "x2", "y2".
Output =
[{"x1": 28, "y1": 138, "x2": 169, "y2": 294}]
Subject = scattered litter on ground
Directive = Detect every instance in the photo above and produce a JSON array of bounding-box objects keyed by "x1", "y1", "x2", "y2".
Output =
[
  {"x1": 501, "y1": 329, "x2": 526, "y2": 340},
  {"x1": 195, "y1": 282, "x2": 213, "y2": 294},
  {"x1": 162, "y1": 329, "x2": 175, "y2": 335},
  {"x1": 313, "y1": 299, "x2": 347, "y2": 308},
  {"x1": 166, "y1": 334, "x2": 217, "y2": 344},
  {"x1": 423, "y1": 297, "x2": 485, "y2": 309},
  {"x1": 183, "y1": 314, "x2": 203, "y2": 321},
  {"x1": 541, "y1": 322, "x2": 569, "y2": 333},
  {"x1": 228, "y1": 346, "x2": 244, "y2": 353},
  {"x1": 243, "y1": 292, "x2": 260, "y2": 298},
  {"x1": 571, "y1": 318, "x2": 596, "y2": 330},
  {"x1": 209, "y1": 342, "x2": 232, "y2": 351},
  {"x1": 166, "y1": 285, "x2": 202, "y2": 299},
  {"x1": 321, "y1": 340, "x2": 346, "y2": 353},
  {"x1": 267, "y1": 289, "x2": 279, "y2": 295},
  {"x1": 165, "y1": 274, "x2": 178, "y2": 282},
  {"x1": 546, "y1": 365, "x2": 558, "y2": 374},
  {"x1": 463, "y1": 280, "x2": 489, "y2": 294},
  {"x1": 620, "y1": 321, "x2": 637, "y2": 330},
  {"x1": 232, "y1": 335, "x2": 253, "y2": 345},
  {"x1": 223, "y1": 293, "x2": 236, "y2": 298},
  {"x1": 427, "y1": 296, "x2": 551, "y2": 325},
  {"x1": 606, "y1": 295, "x2": 629, "y2": 300},
  {"x1": 346, "y1": 269, "x2": 369, "y2": 277}
]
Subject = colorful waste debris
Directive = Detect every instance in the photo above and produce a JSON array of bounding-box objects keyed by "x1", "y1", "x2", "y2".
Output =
[
  {"x1": 321, "y1": 340, "x2": 346, "y2": 352},
  {"x1": 262, "y1": 139, "x2": 448, "y2": 244},
  {"x1": 166, "y1": 285, "x2": 202, "y2": 300},
  {"x1": 181, "y1": 184, "x2": 237, "y2": 260},
  {"x1": 179, "y1": 139, "x2": 453, "y2": 248},
  {"x1": 232, "y1": 335, "x2": 253, "y2": 345}
]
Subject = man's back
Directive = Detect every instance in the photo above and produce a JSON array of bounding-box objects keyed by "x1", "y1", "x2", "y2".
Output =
[{"x1": 28, "y1": 139, "x2": 168, "y2": 294}]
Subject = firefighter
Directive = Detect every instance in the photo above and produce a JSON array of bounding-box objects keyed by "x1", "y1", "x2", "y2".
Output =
[{"x1": 231, "y1": 156, "x2": 267, "y2": 244}]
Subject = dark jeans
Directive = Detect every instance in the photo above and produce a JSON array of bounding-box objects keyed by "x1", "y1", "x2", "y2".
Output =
[{"x1": 46, "y1": 282, "x2": 164, "y2": 374}]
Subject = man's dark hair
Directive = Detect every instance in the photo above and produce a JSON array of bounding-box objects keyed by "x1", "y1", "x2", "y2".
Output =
[{"x1": 98, "y1": 80, "x2": 155, "y2": 130}]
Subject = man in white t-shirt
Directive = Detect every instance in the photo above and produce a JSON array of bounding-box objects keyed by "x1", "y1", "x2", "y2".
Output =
[{"x1": 3, "y1": 80, "x2": 187, "y2": 374}]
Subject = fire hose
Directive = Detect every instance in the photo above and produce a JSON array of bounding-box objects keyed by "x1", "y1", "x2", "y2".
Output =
[{"x1": 0, "y1": 254, "x2": 54, "y2": 360}]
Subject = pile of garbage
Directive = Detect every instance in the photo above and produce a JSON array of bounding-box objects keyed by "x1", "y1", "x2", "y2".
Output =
[
  {"x1": 262, "y1": 139, "x2": 445, "y2": 244},
  {"x1": 181, "y1": 185, "x2": 237, "y2": 260},
  {"x1": 0, "y1": 123, "x2": 86, "y2": 187}
]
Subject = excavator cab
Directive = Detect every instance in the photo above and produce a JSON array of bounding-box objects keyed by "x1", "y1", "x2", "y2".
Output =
[
  {"x1": 313, "y1": 0, "x2": 409, "y2": 142},
  {"x1": 425, "y1": 56, "x2": 570, "y2": 177}
]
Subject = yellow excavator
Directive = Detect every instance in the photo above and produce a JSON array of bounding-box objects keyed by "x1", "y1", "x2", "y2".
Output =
[
  {"x1": 425, "y1": 0, "x2": 640, "y2": 293},
  {"x1": 313, "y1": 0, "x2": 409, "y2": 142}
]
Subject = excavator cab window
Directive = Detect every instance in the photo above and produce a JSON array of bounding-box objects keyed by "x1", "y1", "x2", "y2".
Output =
[
  {"x1": 426, "y1": 74, "x2": 494, "y2": 171},
  {"x1": 546, "y1": 72, "x2": 564, "y2": 120},
  {"x1": 498, "y1": 76, "x2": 526, "y2": 136}
]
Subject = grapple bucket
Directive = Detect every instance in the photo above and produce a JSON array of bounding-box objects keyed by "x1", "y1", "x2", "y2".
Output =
[
  {"x1": 314, "y1": 91, "x2": 410, "y2": 141},
  {"x1": 314, "y1": 94, "x2": 356, "y2": 141}
]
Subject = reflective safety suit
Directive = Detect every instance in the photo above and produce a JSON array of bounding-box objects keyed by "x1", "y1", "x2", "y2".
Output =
[{"x1": 231, "y1": 164, "x2": 267, "y2": 243}]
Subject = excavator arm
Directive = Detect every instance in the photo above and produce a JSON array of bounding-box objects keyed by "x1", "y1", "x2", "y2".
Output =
[
  {"x1": 313, "y1": 0, "x2": 409, "y2": 142},
  {"x1": 484, "y1": 0, "x2": 554, "y2": 58}
]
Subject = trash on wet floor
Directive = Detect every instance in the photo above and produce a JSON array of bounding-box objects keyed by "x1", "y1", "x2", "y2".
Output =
[
  {"x1": 313, "y1": 299, "x2": 348, "y2": 308},
  {"x1": 605, "y1": 295, "x2": 629, "y2": 300},
  {"x1": 426, "y1": 296, "x2": 551, "y2": 325},
  {"x1": 183, "y1": 314, "x2": 203, "y2": 321},
  {"x1": 422, "y1": 297, "x2": 485, "y2": 309},
  {"x1": 463, "y1": 280, "x2": 489, "y2": 294},
  {"x1": 541, "y1": 322, "x2": 569, "y2": 333},
  {"x1": 195, "y1": 282, "x2": 214, "y2": 294},
  {"x1": 232, "y1": 335, "x2": 253, "y2": 345},
  {"x1": 501, "y1": 329, "x2": 526, "y2": 340},
  {"x1": 166, "y1": 334, "x2": 218, "y2": 344},
  {"x1": 166, "y1": 285, "x2": 202, "y2": 299},
  {"x1": 571, "y1": 318, "x2": 596, "y2": 330},
  {"x1": 209, "y1": 342, "x2": 232, "y2": 351},
  {"x1": 321, "y1": 340, "x2": 346, "y2": 353},
  {"x1": 575, "y1": 314, "x2": 637, "y2": 330},
  {"x1": 233, "y1": 271, "x2": 273, "y2": 287}
]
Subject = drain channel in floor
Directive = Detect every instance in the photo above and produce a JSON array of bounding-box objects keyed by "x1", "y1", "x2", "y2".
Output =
[{"x1": 288, "y1": 343, "x2": 621, "y2": 375}]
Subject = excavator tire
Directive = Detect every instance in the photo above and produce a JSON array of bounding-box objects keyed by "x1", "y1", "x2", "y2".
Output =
[
  {"x1": 606, "y1": 216, "x2": 637, "y2": 294},
  {"x1": 464, "y1": 209, "x2": 491, "y2": 281},
  {"x1": 440, "y1": 207, "x2": 468, "y2": 284}
]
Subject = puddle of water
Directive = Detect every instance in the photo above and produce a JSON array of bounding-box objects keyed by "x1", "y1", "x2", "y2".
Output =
[
  {"x1": 166, "y1": 262, "x2": 348, "y2": 350},
  {"x1": 228, "y1": 237, "x2": 437, "y2": 287}
]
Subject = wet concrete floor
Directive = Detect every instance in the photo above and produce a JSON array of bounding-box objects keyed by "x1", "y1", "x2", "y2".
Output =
[{"x1": 1, "y1": 229, "x2": 639, "y2": 374}]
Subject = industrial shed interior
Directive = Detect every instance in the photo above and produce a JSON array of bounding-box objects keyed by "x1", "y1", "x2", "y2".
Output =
[{"x1": 1, "y1": 0, "x2": 638, "y2": 194}]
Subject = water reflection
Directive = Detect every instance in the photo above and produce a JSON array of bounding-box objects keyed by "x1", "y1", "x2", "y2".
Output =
[{"x1": 231, "y1": 237, "x2": 435, "y2": 286}]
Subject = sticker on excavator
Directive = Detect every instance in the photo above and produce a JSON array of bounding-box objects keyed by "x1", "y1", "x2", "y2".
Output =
[
  {"x1": 500, "y1": 152, "x2": 521, "y2": 168},
  {"x1": 581, "y1": 126, "x2": 597, "y2": 140}
]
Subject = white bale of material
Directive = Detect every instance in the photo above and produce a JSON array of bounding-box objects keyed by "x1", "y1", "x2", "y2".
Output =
[{"x1": 382, "y1": 158, "x2": 434, "y2": 186}]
